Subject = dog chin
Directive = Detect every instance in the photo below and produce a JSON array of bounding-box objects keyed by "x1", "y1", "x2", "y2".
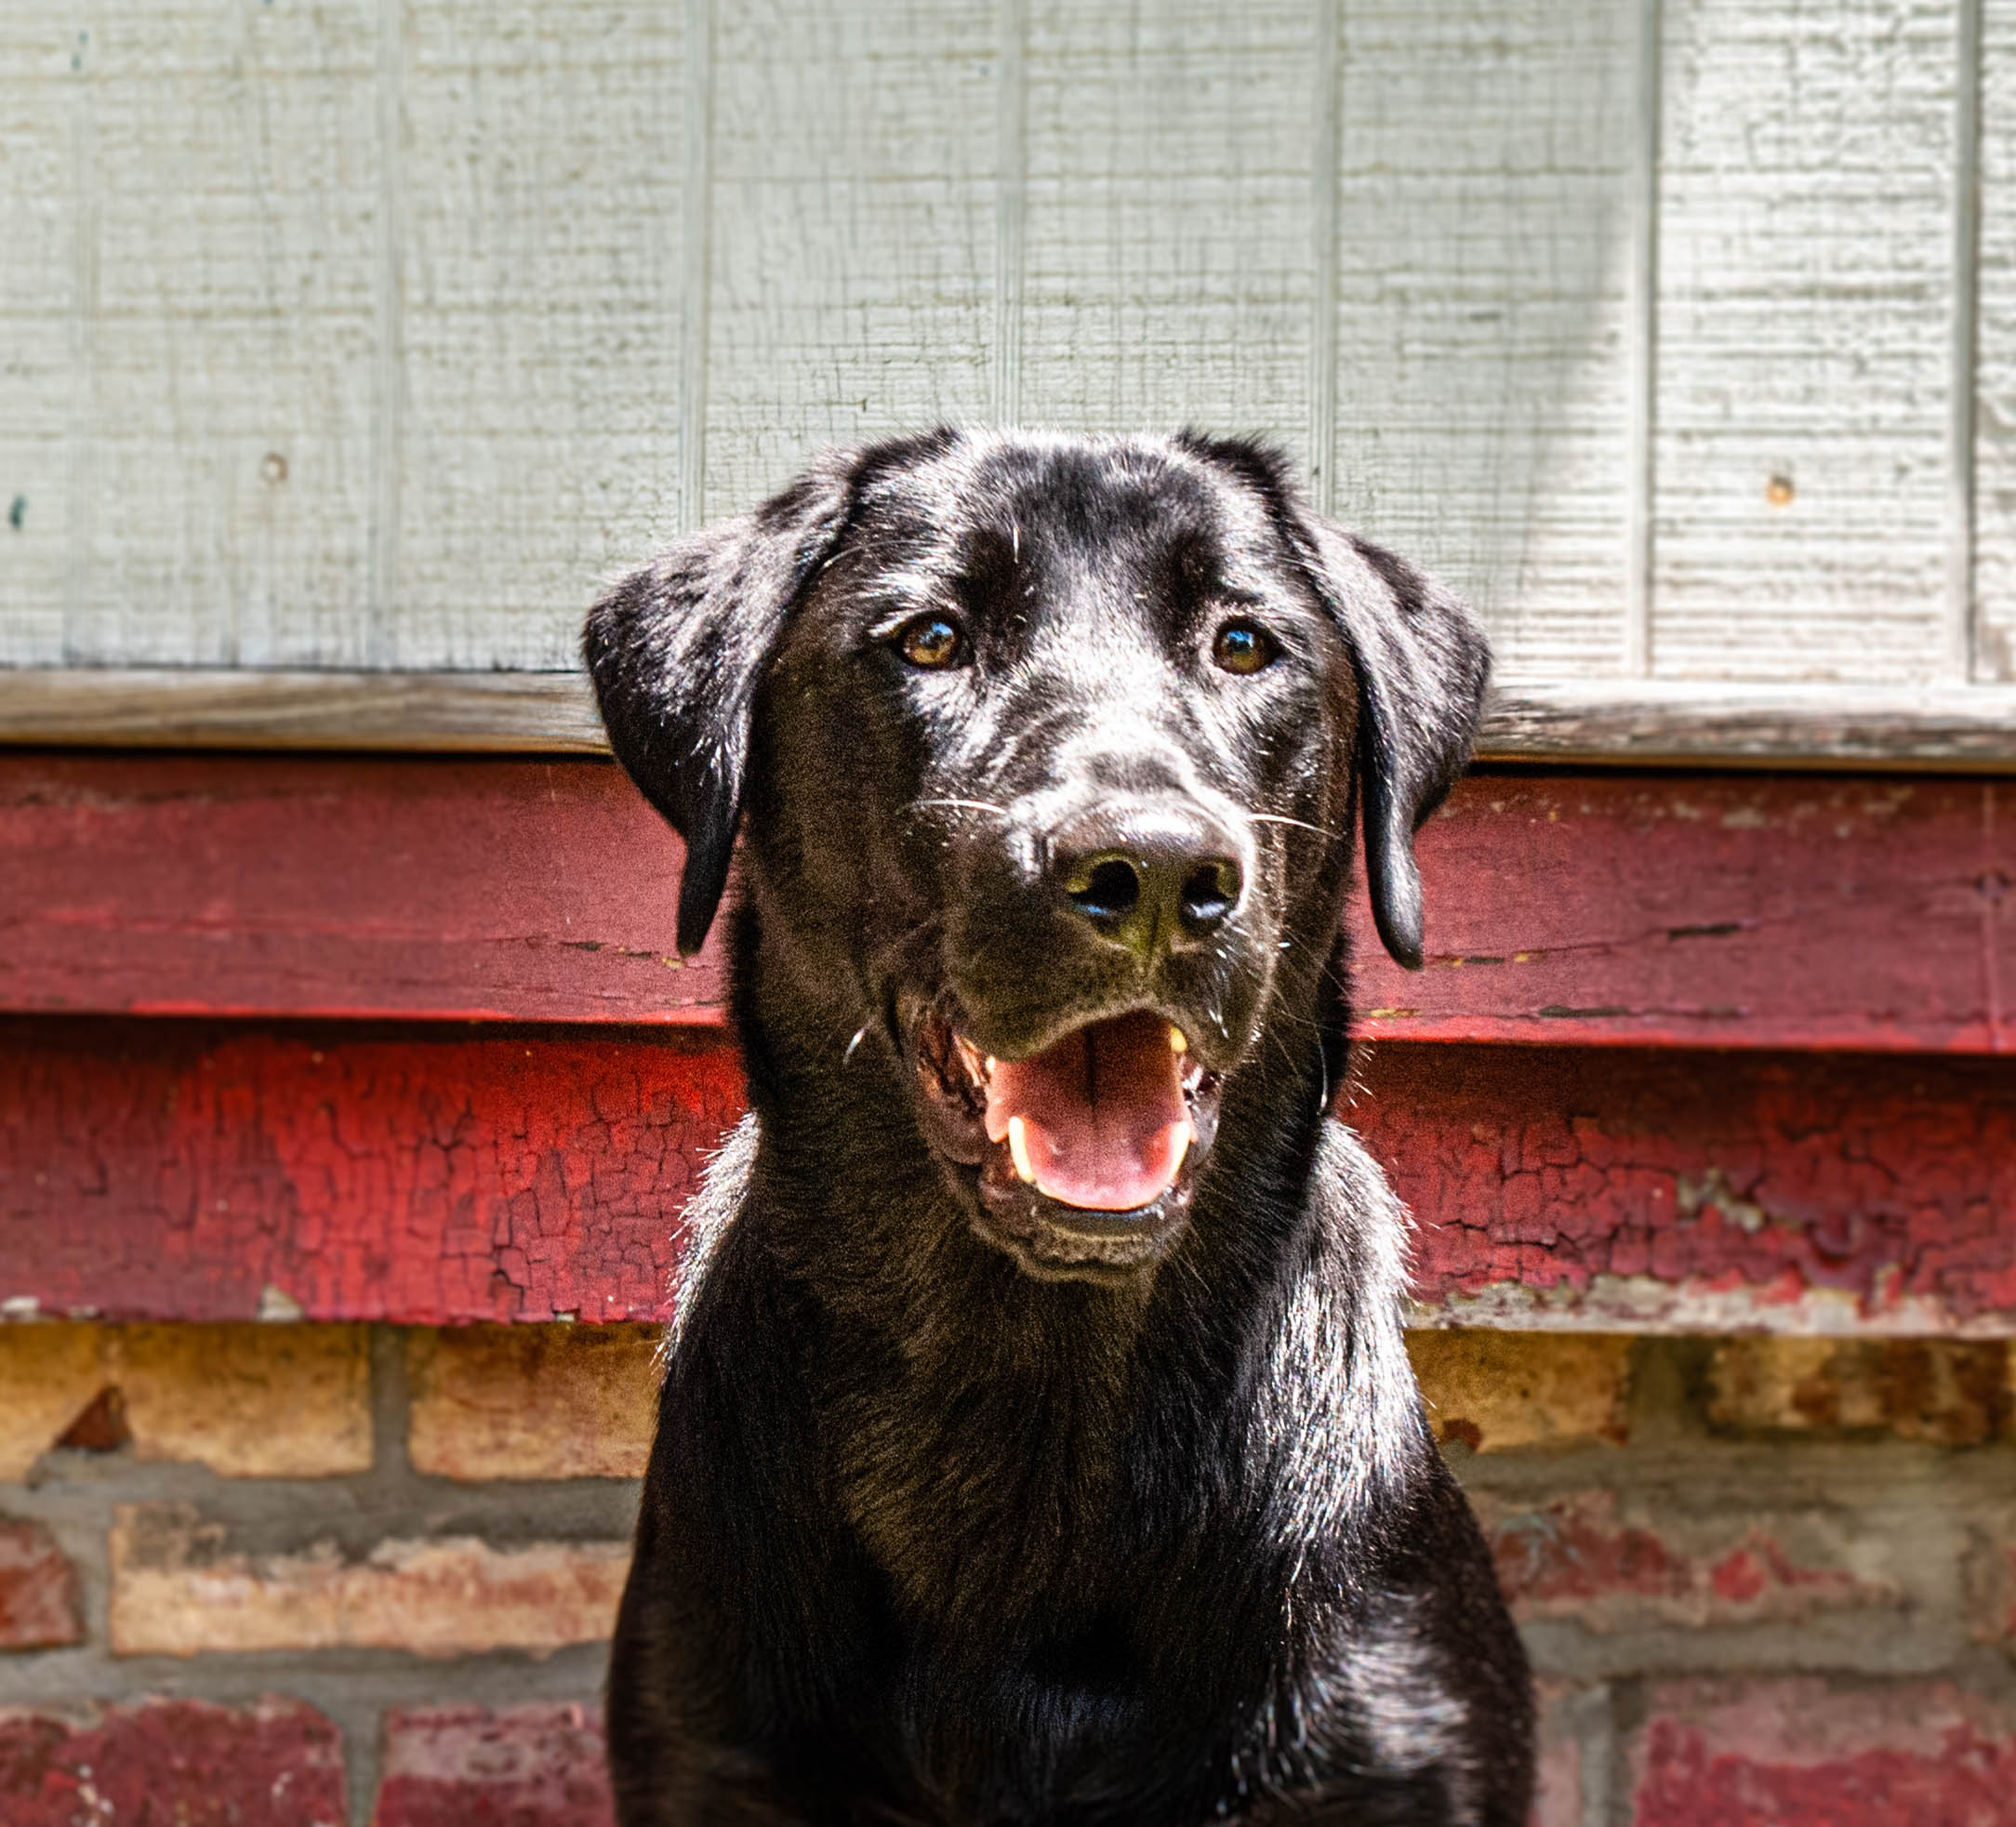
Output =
[{"x1": 902, "y1": 1000, "x2": 1224, "y2": 1283}]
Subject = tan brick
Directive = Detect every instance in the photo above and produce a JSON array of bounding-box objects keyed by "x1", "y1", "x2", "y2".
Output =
[
  {"x1": 1406, "y1": 1331, "x2": 1631, "y2": 1452},
  {"x1": 109, "y1": 1504, "x2": 629, "y2": 1660},
  {"x1": 110, "y1": 1325, "x2": 372, "y2": 1477},
  {"x1": 0, "y1": 1325, "x2": 106, "y2": 1479},
  {"x1": 1707, "y1": 1337, "x2": 2007, "y2": 1445},
  {"x1": 406, "y1": 1323, "x2": 661, "y2": 1481}
]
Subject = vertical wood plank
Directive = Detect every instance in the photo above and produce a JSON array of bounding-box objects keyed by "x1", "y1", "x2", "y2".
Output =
[
  {"x1": 60, "y1": 0, "x2": 381, "y2": 667},
  {"x1": 391, "y1": 0, "x2": 688, "y2": 669},
  {"x1": 0, "y1": 14, "x2": 75, "y2": 663},
  {"x1": 1016, "y1": 1, "x2": 1319, "y2": 471},
  {"x1": 1653, "y1": 0, "x2": 1959, "y2": 682},
  {"x1": 1330, "y1": 0, "x2": 1641, "y2": 682},
  {"x1": 701, "y1": 0, "x2": 997, "y2": 518},
  {"x1": 1973, "y1": 0, "x2": 2016, "y2": 679}
]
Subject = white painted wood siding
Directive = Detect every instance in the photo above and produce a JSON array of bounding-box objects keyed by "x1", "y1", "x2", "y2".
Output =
[{"x1": 1, "y1": 0, "x2": 2009, "y2": 712}]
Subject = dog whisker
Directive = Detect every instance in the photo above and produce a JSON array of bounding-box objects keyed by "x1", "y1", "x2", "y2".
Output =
[
  {"x1": 843, "y1": 1025, "x2": 869, "y2": 1065},
  {"x1": 1247, "y1": 812, "x2": 1339, "y2": 840},
  {"x1": 904, "y1": 797, "x2": 1011, "y2": 820}
]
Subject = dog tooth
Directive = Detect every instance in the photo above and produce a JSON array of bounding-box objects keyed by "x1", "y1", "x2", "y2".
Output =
[
  {"x1": 1006, "y1": 1116, "x2": 1038, "y2": 1185},
  {"x1": 1170, "y1": 1123, "x2": 1192, "y2": 1174},
  {"x1": 1170, "y1": 1026, "x2": 1187, "y2": 1054}
]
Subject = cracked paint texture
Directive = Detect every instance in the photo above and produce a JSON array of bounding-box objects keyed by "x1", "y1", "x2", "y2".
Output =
[
  {"x1": 1354, "y1": 1043, "x2": 2016, "y2": 1332},
  {"x1": 3, "y1": 1024, "x2": 2008, "y2": 1331},
  {"x1": 0, "y1": 1021, "x2": 741, "y2": 1323}
]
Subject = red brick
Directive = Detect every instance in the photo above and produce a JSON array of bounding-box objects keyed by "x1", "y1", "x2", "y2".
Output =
[
  {"x1": 0, "y1": 1519, "x2": 81, "y2": 1650},
  {"x1": 0, "y1": 1698, "x2": 346, "y2": 1825},
  {"x1": 1477, "y1": 1490, "x2": 1900, "y2": 1634},
  {"x1": 1632, "y1": 1678, "x2": 2016, "y2": 1825},
  {"x1": 374, "y1": 1703, "x2": 612, "y2": 1826}
]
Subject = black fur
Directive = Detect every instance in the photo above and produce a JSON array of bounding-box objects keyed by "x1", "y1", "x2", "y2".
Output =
[{"x1": 587, "y1": 430, "x2": 1532, "y2": 1825}]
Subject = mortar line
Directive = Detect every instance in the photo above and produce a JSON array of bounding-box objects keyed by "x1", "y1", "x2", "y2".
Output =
[
  {"x1": 1624, "y1": 0, "x2": 1664, "y2": 678},
  {"x1": 1307, "y1": 0, "x2": 1342, "y2": 517},
  {"x1": 679, "y1": 0, "x2": 716, "y2": 533},
  {"x1": 366, "y1": 0, "x2": 405, "y2": 667},
  {"x1": 1949, "y1": 0, "x2": 1985, "y2": 682},
  {"x1": 993, "y1": 0, "x2": 1027, "y2": 430}
]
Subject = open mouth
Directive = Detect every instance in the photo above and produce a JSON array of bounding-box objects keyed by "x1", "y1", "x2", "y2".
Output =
[{"x1": 909, "y1": 1003, "x2": 1224, "y2": 1275}]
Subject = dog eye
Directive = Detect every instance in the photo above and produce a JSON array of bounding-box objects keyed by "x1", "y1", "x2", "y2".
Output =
[
  {"x1": 895, "y1": 614, "x2": 967, "y2": 669},
  {"x1": 1212, "y1": 620, "x2": 1277, "y2": 675}
]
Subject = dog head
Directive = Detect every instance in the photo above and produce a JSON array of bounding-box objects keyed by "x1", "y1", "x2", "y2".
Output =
[{"x1": 588, "y1": 430, "x2": 1488, "y2": 1281}]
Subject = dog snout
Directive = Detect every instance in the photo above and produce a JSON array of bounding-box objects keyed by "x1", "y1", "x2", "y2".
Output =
[{"x1": 1048, "y1": 800, "x2": 1246, "y2": 958}]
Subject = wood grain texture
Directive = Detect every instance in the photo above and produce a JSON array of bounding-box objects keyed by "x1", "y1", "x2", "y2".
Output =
[
  {"x1": 1015, "y1": 1, "x2": 1318, "y2": 470},
  {"x1": 1, "y1": 1024, "x2": 2007, "y2": 1332},
  {"x1": 0, "y1": 754, "x2": 725, "y2": 1024},
  {"x1": 2, "y1": 754, "x2": 2008, "y2": 1050},
  {"x1": 0, "y1": 0, "x2": 2006, "y2": 721},
  {"x1": 5, "y1": 669, "x2": 2015, "y2": 766},
  {"x1": 1652, "y1": 0, "x2": 1960, "y2": 682},
  {"x1": 0, "y1": 14, "x2": 73, "y2": 666},
  {"x1": 391, "y1": 0, "x2": 690, "y2": 670},
  {"x1": 1330, "y1": 0, "x2": 1640, "y2": 682},
  {"x1": 1974, "y1": 0, "x2": 2016, "y2": 681},
  {"x1": 1352, "y1": 772, "x2": 2013, "y2": 1052},
  {"x1": 698, "y1": 0, "x2": 997, "y2": 521},
  {"x1": 58, "y1": 0, "x2": 382, "y2": 669}
]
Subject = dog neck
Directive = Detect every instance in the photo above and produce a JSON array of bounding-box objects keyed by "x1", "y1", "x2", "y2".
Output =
[{"x1": 722, "y1": 890, "x2": 1362, "y2": 1641}]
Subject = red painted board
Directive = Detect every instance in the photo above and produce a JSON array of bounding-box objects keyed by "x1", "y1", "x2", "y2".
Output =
[
  {"x1": 1350, "y1": 1042, "x2": 2016, "y2": 1334},
  {"x1": 2, "y1": 1021, "x2": 2009, "y2": 1333},
  {"x1": 2, "y1": 757, "x2": 2009, "y2": 1052},
  {"x1": 1353, "y1": 774, "x2": 2014, "y2": 1053},
  {"x1": 0, "y1": 755, "x2": 724, "y2": 1025}
]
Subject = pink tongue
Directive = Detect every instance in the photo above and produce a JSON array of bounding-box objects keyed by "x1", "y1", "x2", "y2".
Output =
[{"x1": 983, "y1": 1012, "x2": 1191, "y2": 1211}]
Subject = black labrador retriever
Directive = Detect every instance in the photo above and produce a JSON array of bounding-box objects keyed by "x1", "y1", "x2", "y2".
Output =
[{"x1": 586, "y1": 430, "x2": 1532, "y2": 1825}]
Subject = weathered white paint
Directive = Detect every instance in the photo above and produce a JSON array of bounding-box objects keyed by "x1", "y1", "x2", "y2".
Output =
[
  {"x1": 1974, "y1": 0, "x2": 2016, "y2": 679},
  {"x1": 1653, "y1": 0, "x2": 1961, "y2": 683},
  {"x1": 699, "y1": 0, "x2": 998, "y2": 523},
  {"x1": 1329, "y1": 0, "x2": 1642, "y2": 683},
  {"x1": 3, "y1": 0, "x2": 2013, "y2": 730}
]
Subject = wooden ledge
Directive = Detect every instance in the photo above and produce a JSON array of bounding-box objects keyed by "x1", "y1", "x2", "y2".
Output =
[{"x1": 3, "y1": 668, "x2": 2014, "y2": 769}]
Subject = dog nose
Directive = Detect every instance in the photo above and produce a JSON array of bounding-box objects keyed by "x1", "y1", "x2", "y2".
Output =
[{"x1": 1051, "y1": 803, "x2": 1245, "y2": 956}]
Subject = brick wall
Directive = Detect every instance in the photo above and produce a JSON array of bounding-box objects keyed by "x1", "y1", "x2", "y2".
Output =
[{"x1": 2, "y1": 1322, "x2": 2012, "y2": 1824}]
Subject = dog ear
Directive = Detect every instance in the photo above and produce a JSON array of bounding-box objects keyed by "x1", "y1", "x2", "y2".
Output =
[
  {"x1": 1293, "y1": 520, "x2": 1492, "y2": 968},
  {"x1": 1178, "y1": 434, "x2": 1492, "y2": 970},
  {"x1": 584, "y1": 448, "x2": 864, "y2": 956}
]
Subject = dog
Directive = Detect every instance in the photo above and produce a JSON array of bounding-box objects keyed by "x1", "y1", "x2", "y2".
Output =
[{"x1": 586, "y1": 429, "x2": 1532, "y2": 1825}]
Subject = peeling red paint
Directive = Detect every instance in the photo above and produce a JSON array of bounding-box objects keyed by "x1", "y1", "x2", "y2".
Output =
[
  {"x1": 1633, "y1": 1680, "x2": 2016, "y2": 1826},
  {"x1": 0, "y1": 1698, "x2": 346, "y2": 1825},
  {"x1": 5, "y1": 758, "x2": 2009, "y2": 1051},
  {"x1": 1353, "y1": 1044, "x2": 2016, "y2": 1327},
  {"x1": 374, "y1": 1703, "x2": 612, "y2": 1826},
  {"x1": 1478, "y1": 1491, "x2": 1891, "y2": 1633},
  {"x1": 0, "y1": 1021, "x2": 741, "y2": 1324},
  {"x1": 3, "y1": 1025, "x2": 2008, "y2": 1329}
]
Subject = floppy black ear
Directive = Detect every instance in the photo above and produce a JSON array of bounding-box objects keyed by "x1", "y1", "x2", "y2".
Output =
[
  {"x1": 584, "y1": 448, "x2": 864, "y2": 955},
  {"x1": 1293, "y1": 518, "x2": 1491, "y2": 968},
  {"x1": 1178, "y1": 433, "x2": 1492, "y2": 970}
]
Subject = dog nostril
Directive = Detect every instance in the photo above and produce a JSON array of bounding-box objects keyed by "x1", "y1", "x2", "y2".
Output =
[
  {"x1": 1179, "y1": 862, "x2": 1239, "y2": 933},
  {"x1": 1069, "y1": 857, "x2": 1141, "y2": 924}
]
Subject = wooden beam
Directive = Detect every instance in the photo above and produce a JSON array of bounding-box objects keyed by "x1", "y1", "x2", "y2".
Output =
[
  {"x1": 4, "y1": 669, "x2": 2015, "y2": 769},
  {"x1": 2, "y1": 1024, "x2": 2006, "y2": 1334},
  {"x1": 3, "y1": 755, "x2": 2007, "y2": 1050}
]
